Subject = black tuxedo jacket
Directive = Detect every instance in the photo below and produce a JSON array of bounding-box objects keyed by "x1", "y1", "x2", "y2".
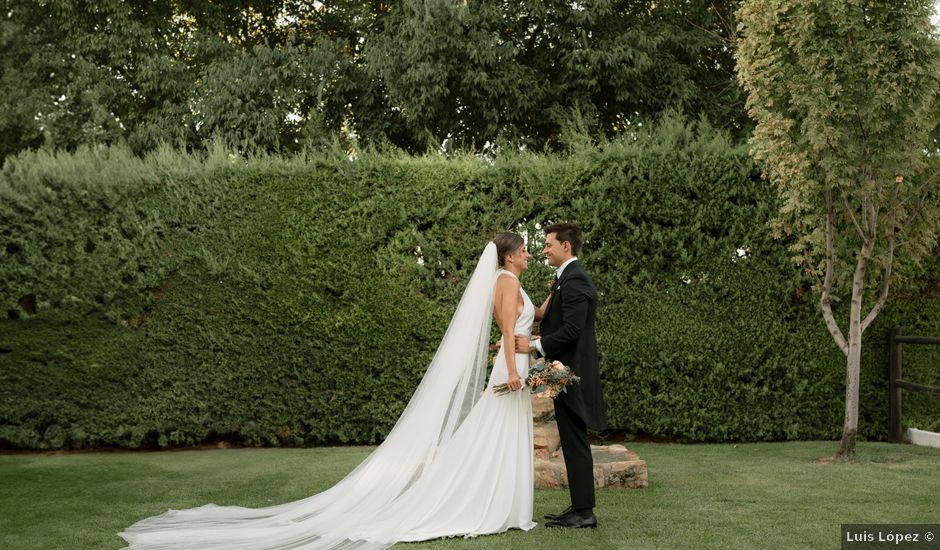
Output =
[{"x1": 538, "y1": 260, "x2": 607, "y2": 431}]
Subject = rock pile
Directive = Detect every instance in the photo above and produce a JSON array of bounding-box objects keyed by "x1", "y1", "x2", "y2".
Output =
[{"x1": 531, "y1": 394, "x2": 648, "y2": 489}]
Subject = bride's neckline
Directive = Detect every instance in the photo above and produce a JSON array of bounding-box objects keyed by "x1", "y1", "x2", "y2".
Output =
[{"x1": 497, "y1": 268, "x2": 519, "y2": 279}]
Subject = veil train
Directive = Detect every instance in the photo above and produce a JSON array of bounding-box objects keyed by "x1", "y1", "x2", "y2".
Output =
[{"x1": 120, "y1": 243, "x2": 500, "y2": 549}]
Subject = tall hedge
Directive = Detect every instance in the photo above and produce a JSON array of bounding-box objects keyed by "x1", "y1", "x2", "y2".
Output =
[
  {"x1": 1, "y1": 120, "x2": 936, "y2": 449},
  {"x1": 874, "y1": 252, "x2": 940, "y2": 434}
]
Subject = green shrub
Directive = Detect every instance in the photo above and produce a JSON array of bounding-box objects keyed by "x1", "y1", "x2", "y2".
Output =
[{"x1": 1, "y1": 120, "x2": 936, "y2": 449}]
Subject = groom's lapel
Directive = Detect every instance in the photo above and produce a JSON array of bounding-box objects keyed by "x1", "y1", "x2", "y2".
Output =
[
  {"x1": 545, "y1": 260, "x2": 579, "y2": 320},
  {"x1": 555, "y1": 260, "x2": 579, "y2": 291},
  {"x1": 560, "y1": 260, "x2": 580, "y2": 285}
]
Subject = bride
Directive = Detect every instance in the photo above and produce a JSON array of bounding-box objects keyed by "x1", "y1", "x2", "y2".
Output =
[{"x1": 120, "y1": 232, "x2": 541, "y2": 549}]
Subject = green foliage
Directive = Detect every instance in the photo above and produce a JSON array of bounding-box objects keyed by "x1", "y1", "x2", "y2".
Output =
[
  {"x1": 188, "y1": 38, "x2": 343, "y2": 153},
  {"x1": 736, "y1": 0, "x2": 940, "y2": 455},
  {"x1": 570, "y1": 116, "x2": 889, "y2": 441},
  {"x1": 366, "y1": 0, "x2": 748, "y2": 150},
  {"x1": 736, "y1": 0, "x2": 940, "y2": 297},
  {"x1": 876, "y1": 250, "x2": 940, "y2": 433},
  {"x1": 1, "y1": 117, "x2": 935, "y2": 450},
  {"x1": 3, "y1": 1, "x2": 236, "y2": 154},
  {"x1": 0, "y1": 0, "x2": 746, "y2": 161}
]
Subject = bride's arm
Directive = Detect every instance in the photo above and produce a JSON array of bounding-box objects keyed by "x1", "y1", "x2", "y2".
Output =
[
  {"x1": 534, "y1": 294, "x2": 551, "y2": 321},
  {"x1": 494, "y1": 275, "x2": 523, "y2": 391},
  {"x1": 533, "y1": 278, "x2": 553, "y2": 321}
]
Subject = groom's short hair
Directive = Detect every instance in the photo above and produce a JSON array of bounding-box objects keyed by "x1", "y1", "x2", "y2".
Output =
[{"x1": 544, "y1": 223, "x2": 583, "y2": 256}]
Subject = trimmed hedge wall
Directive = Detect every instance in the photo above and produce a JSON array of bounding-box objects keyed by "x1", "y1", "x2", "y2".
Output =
[
  {"x1": 875, "y1": 255, "x2": 940, "y2": 434},
  {"x1": 1, "y1": 121, "x2": 937, "y2": 449}
]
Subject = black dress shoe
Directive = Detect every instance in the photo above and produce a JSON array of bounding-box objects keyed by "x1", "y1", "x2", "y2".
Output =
[
  {"x1": 545, "y1": 512, "x2": 597, "y2": 529},
  {"x1": 544, "y1": 506, "x2": 573, "y2": 521}
]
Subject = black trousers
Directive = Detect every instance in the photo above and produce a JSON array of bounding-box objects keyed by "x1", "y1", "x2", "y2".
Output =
[{"x1": 554, "y1": 395, "x2": 595, "y2": 509}]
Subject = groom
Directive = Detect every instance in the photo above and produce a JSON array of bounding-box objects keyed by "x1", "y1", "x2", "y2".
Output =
[{"x1": 517, "y1": 222, "x2": 606, "y2": 529}]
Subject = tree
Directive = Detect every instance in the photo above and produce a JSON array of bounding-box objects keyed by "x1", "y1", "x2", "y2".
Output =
[
  {"x1": 736, "y1": 0, "x2": 940, "y2": 457},
  {"x1": 0, "y1": 0, "x2": 176, "y2": 159},
  {"x1": 365, "y1": 0, "x2": 749, "y2": 151},
  {"x1": 1, "y1": 0, "x2": 750, "y2": 160},
  {"x1": 0, "y1": 0, "x2": 352, "y2": 159}
]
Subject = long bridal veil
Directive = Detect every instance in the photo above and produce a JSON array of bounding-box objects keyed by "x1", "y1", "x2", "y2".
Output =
[{"x1": 120, "y1": 242, "x2": 500, "y2": 549}]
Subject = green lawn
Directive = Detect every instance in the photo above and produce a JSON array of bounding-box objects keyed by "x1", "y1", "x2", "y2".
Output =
[{"x1": 1, "y1": 441, "x2": 937, "y2": 549}]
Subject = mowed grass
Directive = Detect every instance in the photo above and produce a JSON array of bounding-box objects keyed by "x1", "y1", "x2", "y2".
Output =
[{"x1": 1, "y1": 441, "x2": 937, "y2": 549}]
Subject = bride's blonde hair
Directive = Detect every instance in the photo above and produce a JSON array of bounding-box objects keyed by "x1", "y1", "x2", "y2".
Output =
[{"x1": 492, "y1": 232, "x2": 524, "y2": 267}]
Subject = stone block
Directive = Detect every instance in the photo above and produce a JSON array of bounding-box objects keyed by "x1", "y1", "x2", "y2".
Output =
[
  {"x1": 531, "y1": 395, "x2": 555, "y2": 422},
  {"x1": 533, "y1": 421, "x2": 561, "y2": 452},
  {"x1": 534, "y1": 457, "x2": 568, "y2": 488},
  {"x1": 532, "y1": 443, "x2": 648, "y2": 489}
]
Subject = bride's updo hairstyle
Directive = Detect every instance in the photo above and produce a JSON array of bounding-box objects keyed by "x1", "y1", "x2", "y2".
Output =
[{"x1": 492, "y1": 232, "x2": 525, "y2": 267}]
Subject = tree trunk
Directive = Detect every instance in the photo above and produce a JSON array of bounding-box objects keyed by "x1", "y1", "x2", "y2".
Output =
[{"x1": 836, "y1": 241, "x2": 871, "y2": 459}]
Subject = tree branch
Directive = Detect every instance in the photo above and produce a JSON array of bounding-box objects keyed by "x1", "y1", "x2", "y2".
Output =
[
  {"x1": 861, "y1": 236, "x2": 894, "y2": 333},
  {"x1": 920, "y1": 165, "x2": 940, "y2": 187},
  {"x1": 821, "y1": 188, "x2": 849, "y2": 355},
  {"x1": 841, "y1": 191, "x2": 866, "y2": 241},
  {"x1": 893, "y1": 179, "x2": 938, "y2": 240}
]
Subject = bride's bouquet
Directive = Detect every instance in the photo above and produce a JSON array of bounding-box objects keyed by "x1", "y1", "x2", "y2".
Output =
[{"x1": 493, "y1": 359, "x2": 580, "y2": 397}]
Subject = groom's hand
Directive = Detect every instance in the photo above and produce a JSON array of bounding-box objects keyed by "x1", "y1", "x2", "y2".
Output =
[{"x1": 514, "y1": 335, "x2": 530, "y2": 352}]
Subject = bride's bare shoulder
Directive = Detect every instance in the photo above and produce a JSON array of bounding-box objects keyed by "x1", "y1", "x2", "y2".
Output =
[
  {"x1": 494, "y1": 272, "x2": 520, "y2": 295},
  {"x1": 495, "y1": 272, "x2": 520, "y2": 285}
]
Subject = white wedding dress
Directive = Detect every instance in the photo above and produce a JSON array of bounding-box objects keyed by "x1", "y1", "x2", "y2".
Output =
[{"x1": 120, "y1": 245, "x2": 536, "y2": 549}]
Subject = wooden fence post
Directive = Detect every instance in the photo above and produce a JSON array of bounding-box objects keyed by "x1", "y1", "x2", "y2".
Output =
[{"x1": 888, "y1": 328, "x2": 902, "y2": 443}]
